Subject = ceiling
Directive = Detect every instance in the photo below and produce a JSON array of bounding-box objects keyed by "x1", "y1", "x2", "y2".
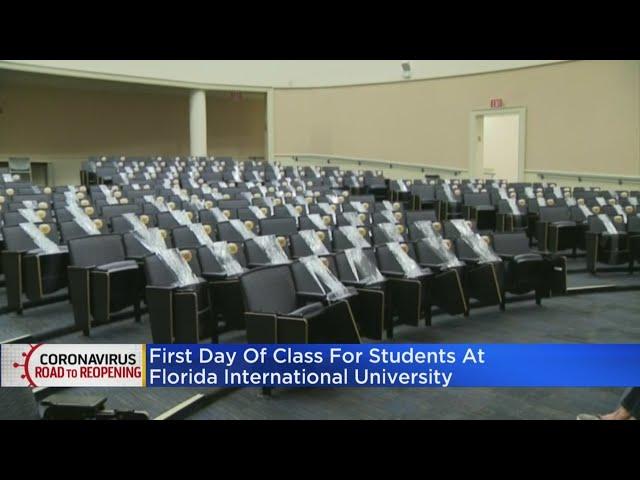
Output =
[{"x1": 0, "y1": 60, "x2": 568, "y2": 90}]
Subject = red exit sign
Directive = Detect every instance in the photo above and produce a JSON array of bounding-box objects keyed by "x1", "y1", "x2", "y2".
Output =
[{"x1": 490, "y1": 98, "x2": 504, "y2": 108}]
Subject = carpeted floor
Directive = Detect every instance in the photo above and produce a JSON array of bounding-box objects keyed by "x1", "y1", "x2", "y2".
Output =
[{"x1": 1, "y1": 270, "x2": 639, "y2": 419}]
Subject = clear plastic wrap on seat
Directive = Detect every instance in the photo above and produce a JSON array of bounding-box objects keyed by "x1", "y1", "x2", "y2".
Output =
[
  {"x1": 386, "y1": 242, "x2": 424, "y2": 278},
  {"x1": 299, "y1": 255, "x2": 352, "y2": 302},
  {"x1": 18, "y1": 208, "x2": 43, "y2": 224},
  {"x1": 22, "y1": 200, "x2": 37, "y2": 209},
  {"x1": 249, "y1": 205, "x2": 266, "y2": 220},
  {"x1": 350, "y1": 201, "x2": 367, "y2": 213},
  {"x1": 442, "y1": 183, "x2": 456, "y2": 202},
  {"x1": 19, "y1": 223, "x2": 62, "y2": 254},
  {"x1": 306, "y1": 213, "x2": 327, "y2": 230},
  {"x1": 187, "y1": 223, "x2": 215, "y2": 246},
  {"x1": 210, "y1": 207, "x2": 229, "y2": 223},
  {"x1": 342, "y1": 211, "x2": 362, "y2": 227},
  {"x1": 415, "y1": 221, "x2": 463, "y2": 268},
  {"x1": 613, "y1": 205, "x2": 627, "y2": 223},
  {"x1": 382, "y1": 200, "x2": 394, "y2": 211},
  {"x1": 156, "y1": 248, "x2": 200, "y2": 287},
  {"x1": 144, "y1": 195, "x2": 169, "y2": 212},
  {"x1": 284, "y1": 203, "x2": 301, "y2": 218},
  {"x1": 378, "y1": 222, "x2": 404, "y2": 242},
  {"x1": 169, "y1": 210, "x2": 193, "y2": 226},
  {"x1": 65, "y1": 204, "x2": 100, "y2": 235},
  {"x1": 598, "y1": 214, "x2": 619, "y2": 235},
  {"x1": 230, "y1": 219, "x2": 257, "y2": 240},
  {"x1": 339, "y1": 226, "x2": 371, "y2": 248},
  {"x1": 298, "y1": 230, "x2": 329, "y2": 255},
  {"x1": 507, "y1": 198, "x2": 522, "y2": 215},
  {"x1": 253, "y1": 235, "x2": 289, "y2": 264},
  {"x1": 450, "y1": 219, "x2": 475, "y2": 237},
  {"x1": 344, "y1": 247, "x2": 385, "y2": 285},
  {"x1": 207, "y1": 241, "x2": 244, "y2": 276},
  {"x1": 396, "y1": 179, "x2": 408, "y2": 192},
  {"x1": 579, "y1": 204, "x2": 593, "y2": 217},
  {"x1": 379, "y1": 209, "x2": 397, "y2": 224},
  {"x1": 524, "y1": 187, "x2": 535, "y2": 199}
]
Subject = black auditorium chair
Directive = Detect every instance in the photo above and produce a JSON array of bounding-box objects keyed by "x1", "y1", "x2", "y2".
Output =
[
  {"x1": 535, "y1": 206, "x2": 579, "y2": 255},
  {"x1": 67, "y1": 234, "x2": 143, "y2": 335},
  {"x1": 492, "y1": 232, "x2": 567, "y2": 303},
  {"x1": 333, "y1": 248, "x2": 390, "y2": 339},
  {"x1": 375, "y1": 242, "x2": 434, "y2": 328},
  {"x1": 143, "y1": 248, "x2": 216, "y2": 343},
  {"x1": 463, "y1": 192, "x2": 496, "y2": 230},
  {"x1": 585, "y1": 214, "x2": 631, "y2": 274},
  {"x1": 240, "y1": 263, "x2": 361, "y2": 344},
  {"x1": 0, "y1": 388, "x2": 148, "y2": 420},
  {"x1": 1, "y1": 223, "x2": 69, "y2": 313}
]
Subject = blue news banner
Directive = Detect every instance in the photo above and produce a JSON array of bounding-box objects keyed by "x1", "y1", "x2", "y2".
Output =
[{"x1": 145, "y1": 344, "x2": 640, "y2": 388}]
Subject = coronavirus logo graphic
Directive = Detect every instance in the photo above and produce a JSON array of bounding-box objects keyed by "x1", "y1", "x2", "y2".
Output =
[{"x1": 11, "y1": 344, "x2": 42, "y2": 387}]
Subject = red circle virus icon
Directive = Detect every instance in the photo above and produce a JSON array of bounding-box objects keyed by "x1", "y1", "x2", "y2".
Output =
[{"x1": 12, "y1": 344, "x2": 42, "y2": 388}]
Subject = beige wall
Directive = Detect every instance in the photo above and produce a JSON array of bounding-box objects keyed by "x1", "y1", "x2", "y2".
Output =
[
  {"x1": 274, "y1": 60, "x2": 640, "y2": 177},
  {"x1": 0, "y1": 83, "x2": 190, "y2": 184},
  {"x1": 206, "y1": 94, "x2": 266, "y2": 159},
  {"x1": 0, "y1": 83, "x2": 267, "y2": 185}
]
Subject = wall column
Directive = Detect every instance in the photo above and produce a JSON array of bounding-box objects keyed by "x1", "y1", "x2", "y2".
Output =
[{"x1": 189, "y1": 90, "x2": 207, "y2": 157}]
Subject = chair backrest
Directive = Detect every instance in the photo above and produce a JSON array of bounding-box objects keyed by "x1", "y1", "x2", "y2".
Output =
[
  {"x1": 143, "y1": 250, "x2": 201, "y2": 287},
  {"x1": 59, "y1": 221, "x2": 97, "y2": 243},
  {"x1": 100, "y1": 204, "x2": 141, "y2": 223},
  {"x1": 463, "y1": 192, "x2": 491, "y2": 207},
  {"x1": 491, "y1": 232, "x2": 530, "y2": 256},
  {"x1": 405, "y1": 210, "x2": 437, "y2": 226},
  {"x1": 259, "y1": 217, "x2": 298, "y2": 236},
  {"x1": 240, "y1": 264, "x2": 297, "y2": 314},
  {"x1": 0, "y1": 388, "x2": 40, "y2": 420},
  {"x1": 172, "y1": 225, "x2": 213, "y2": 249},
  {"x1": 216, "y1": 222, "x2": 246, "y2": 242},
  {"x1": 68, "y1": 234, "x2": 125, "y2": 267},
  {"x1": 539, "y1": 206, "x2": 571, "y2": 223},
  {"x1": 2, "y1": 223, "x2": 60, "y2": 250},
  {"x1": 334, "y1": 248, "x2": 377, "y2": 282}
]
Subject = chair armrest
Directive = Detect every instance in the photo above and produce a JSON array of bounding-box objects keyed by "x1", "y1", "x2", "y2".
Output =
[
  {"x1": 296, "y1": 291, "x2": 328, "y2": 302},
  {"x1": 379, "y1": 270, "x2": 405, "y2": 279},
  {"x1": 201, "y1": 271, "x2": 229, "y2": 281}
]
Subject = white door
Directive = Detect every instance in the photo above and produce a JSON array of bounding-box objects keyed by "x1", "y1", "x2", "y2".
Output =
[{"x1": 481, "y1": 114, "x2": 520, "y2": 181}]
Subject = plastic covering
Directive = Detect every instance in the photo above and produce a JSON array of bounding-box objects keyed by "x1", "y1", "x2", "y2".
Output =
[
  {"x1": 498, "y1": 188, "x2": 509, "y2": 200},
  {"x1": 187, "y1": 223, "x2": 214, "y2": 246},
  {"x1": 65, "y1": 204, "x2": 100, "y2": 235},
  {"x1": 344, "y1": 247, "x2": 385, "y2": 285},
  {"x1": 318, "y1": 203, "x2": 335, "y2": 218},
  {"x1": 566, "y1": 197, "x2": 577, "y2": 207},
  {"x1": 169, "y1": 210, "x2": 193, "y2": 226},
  {"x1": 378, "y1": 222, "x2": 404, "y2": 242},
  {"x1": 396, "y1": 179, "x2": 408, "y2": 192},
  {"x1": 598, "y1": 214, "x2": 620, "y2": 235},
  {"x1": 578, "y1": 204, "x2": 593, "y2": 217},
  {"x1": 350, "y1": 201, "x2": 367, "y2": 213},
  {"x1": 613, "y1": 204, "x2": 627, "y2": 223},
  {"x1": 450, "y1": 219, "x2": 501, "y2": 263},
  {"x1": 229, "y1": 219, "x2": 257, "y2": 240},
  {"x1": 248, "y1": 205, "x2": 266, "y2": 220},
  {"x1": 156, "y1": 248, "x2": 201, "y2": 287},
  {"x1": 342, "y1": 211, "x2": 362, "y2": 227},
  {"x1": 442, "y1": 183, "x2": 456, "y2": 202},
  {"x1": 99, "y1": 185, "x2": 119, "y2": 205},
  {"x1": 253, "y1": 235, "x2": 289, "y2": 264},
  {"x1": 190, "y1": 198, "x2": 206, "y2": 210},
  {"x1": 22, "y1": 200, "x2": 37, "y2": 209},
  {"x1": 379, "y1": 209, "x2": 397, "y2": 224},
  {"x1": 339, "y1": 226, "x2": 371, "y2": 248},
  {"x1": 507, "y1": 198, "x2": 522, "y2": 215},
  {"x1": 298, "y1": 229, "x2": 329, "y2": 255},
  {"x1": 524, "y1": 187, "x2": 535, "y2": 199},
  {"x1": 553, "y1": 187, "x2": 563, "y2": 199},
  {"x1": 284, "y1": 203, "x2": 301, "y2": 218},
  {"x1": 414, "y1": 221, "x2": 463, "y2": 269},
  {"x1": 19, "y1": 223, "x2": 62, "y2": 254},
  {"x1": 306, "y1": 213, "x2": 327, "y2": 230},
  {"x1": 382, "y1": 200, "x2": 394, "y2": 211},
  {"x1": 208, "y1": 207, "x2": 228, "y2": 223},
  {"x1": 299, "y1": 255, "x2": 352, "y2": 302},
  {"x1": 628, "y1": 197, "x2": 638, "y2": 206},
  {"x1": 18, "y1": 208, "x2": 43, "y2": 223},
  {"x1": 325, "y1": 194, "x2": 340, "y2": 205},
  {"x1": 596, "y1": 197, "x2": 606, "y2": 206},
  {"x1": 119, "y1": 172, "x2": 130, "y2": 185},
  {"x1": 63, "y1": 191, "x2": 77, "y2": 205},
  {"x1": 386, "y1": 242, "x2": 424, "y2": 278}
]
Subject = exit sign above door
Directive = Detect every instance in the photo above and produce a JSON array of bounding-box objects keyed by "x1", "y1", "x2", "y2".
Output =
[{"x1": 490, "y1": 98, "x2": 504, "y2": 108}]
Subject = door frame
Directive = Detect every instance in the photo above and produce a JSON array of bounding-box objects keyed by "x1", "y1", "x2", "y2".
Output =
[{"x1": 468, "y1": 106, "x2": 526, "y2": 181}]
